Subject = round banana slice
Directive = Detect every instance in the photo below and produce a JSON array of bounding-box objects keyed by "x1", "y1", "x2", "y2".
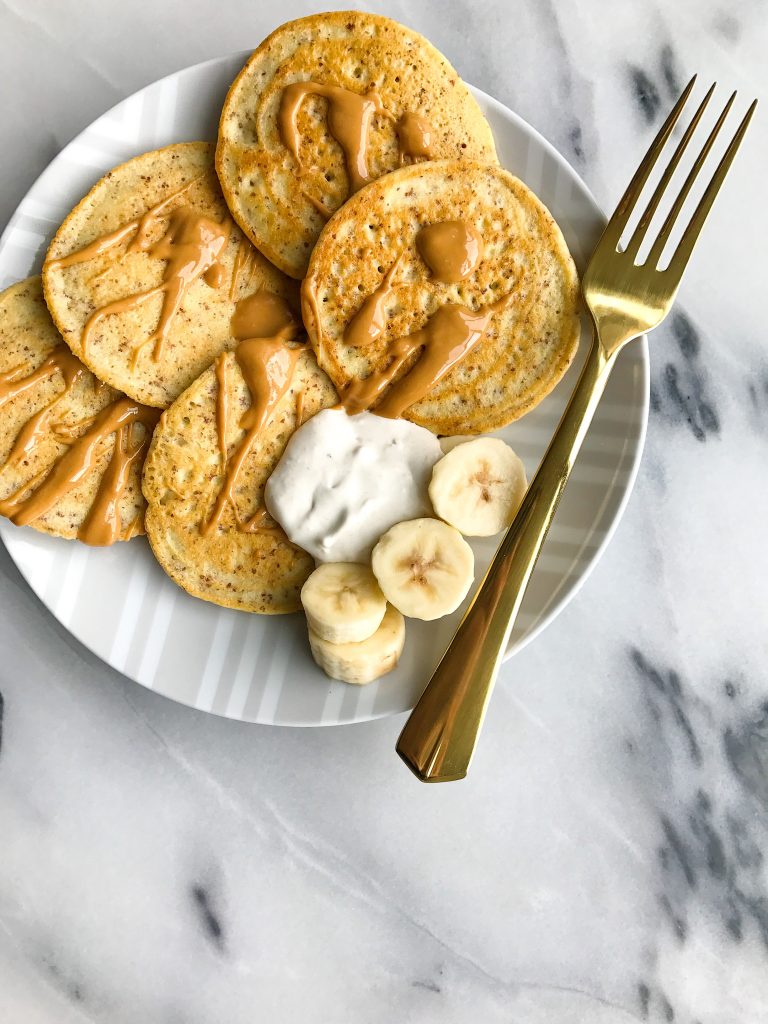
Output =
[
  {"x1": 429, "y1": 437, "x2": 527, "y2": 537},
  {"x1": 371, "y1": 518, "x2": 474, "y2": 621},
  {"x1": 301, "y1": 562, "x2": 387, "y2": 644},
  {"x1": 308, "y1": 604, "x2": 405, "y2": 685}
]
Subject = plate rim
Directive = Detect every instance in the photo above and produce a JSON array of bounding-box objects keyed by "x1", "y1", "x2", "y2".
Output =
[{"x1": 0, "y1": 52, "x2": 650, "y2": 726}]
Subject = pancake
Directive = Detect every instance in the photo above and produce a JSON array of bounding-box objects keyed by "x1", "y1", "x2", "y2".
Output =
[
  {"x1": 142, "y1": 345, "x2": 338, "y2": 614},
  {"x1": 216, "y1": 11, "x2": 498, "y2": 278},
  {"x1": 0, "y1": 277, "x2": 157, "y2": 544},
  {"x1": 43, "y1": 142, "x2": 298, "y2": 409},
  {"x1": 301, "y1": 160, "x2": 580, "y2": 435}
]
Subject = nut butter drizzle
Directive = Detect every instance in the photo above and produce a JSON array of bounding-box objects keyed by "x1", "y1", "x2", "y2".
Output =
[
  {"x1": 0, "y1": 346, "x2": 83, "y2": 412},
  {"x1": 416, "y1": 220, "x2": 484, "y2": 282},
  {"x1": 343, "y1": 255, "x2": 402, "y2": 348},
  {"x1": 301, "y1": 277, "x2": 324, "y2": 350},
  {"x1": 294, "y1": 388, "x2": 306, "y2": 427},
  {"x1": 342, "y1": 295, "x2": 510, "y2": 419},
  {"x1": 279, "y1": 82, "x2": 387, "y2": 194},
  {"x1": 46, "y1": 177, "x2": 232, "y2": 367},
  {"x1": 301, "y1": 189, "x2": 331, "y2": 221},
  {"x1": 397, "y1": 113, "x2": 435, "y2": 164},
  {"x1": 100, "y1": 207, "x2": 231, "y2": 367},
  {"x1": 201, "y1": 293, "x2": 302, "y2": 537},
  {"x1": 46, "y1": 176, "x2": 203, "y2": 271},
  {"x1": 78, "y1": 419, "x2": 154, "y2": 546},
  {"x1": 0, "y1": 395, "x2": 159, "y2": 544},
  {"x1": 2, "y1": 349, "x2": 87, "y2": 470},
  {"x1": 229, "y1": 240, "x2": 260, "y2": 301}
]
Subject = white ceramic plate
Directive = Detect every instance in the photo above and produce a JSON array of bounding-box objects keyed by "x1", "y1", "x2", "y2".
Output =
[{"x1": 0, "y1": 53, "x2": 649, "y2": 726}]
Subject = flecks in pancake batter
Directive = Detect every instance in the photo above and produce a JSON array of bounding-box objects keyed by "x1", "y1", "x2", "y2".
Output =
[{"x1": 0, "y1": 277, "x2": 156, "y2": 543}]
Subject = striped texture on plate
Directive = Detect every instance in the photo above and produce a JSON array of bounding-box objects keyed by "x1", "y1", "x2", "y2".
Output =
[{"x1": 0, "y1": 55, "x2": 648, "y2": 726}]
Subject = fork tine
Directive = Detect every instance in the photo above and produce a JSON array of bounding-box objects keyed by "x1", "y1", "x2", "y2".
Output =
[
  {"x1": 599, "y1": 75, "x2": 697, "y2": 250},
  {"x1": 664, "y1": 98, "x2": 757, "y2": 282},
  {"x1": 623, "y1": 83, "x2": 716, "y2": 261},
  {"x1": 646, "y1": 90, "x2": 737, "y2": 267}
]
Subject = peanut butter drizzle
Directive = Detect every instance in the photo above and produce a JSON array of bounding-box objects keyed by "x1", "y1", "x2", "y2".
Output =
[
  {"x1": 213, "y1": 354, "x2": 230, "y2": 470},
  {"x1": 301, "y1": 189, "x2": 331, "y2": 220},
  {"x1": 81, "y1": 206, "x2": 231, "y2": 366},
  {"x1": 301, "y1": 276, "x2": 324, "y2": 347},
  {"x1": 279, "y1": 82, "x2": 386, "y2": 193},
  {"x1": 416, "y1": 221, "x2": 484, "y2": 282},
  {"x1": 0, "y1": 346, "x2": 83, "y2": 410},
  {"x1": 46, "y1": 176, "x2": 203, "y2": 271},
  {"x1": 397, "y1": 113, "x2": 435, "y2": 163},
  {"x1": 342, "y1": 295, "x2": 509, "y2": 418},
  {"x1": 343, "y1": 255, "x2": 402, "y2": 348},
  {"x1": 229, "y1": 240, "x2": 259, "y2": 301},
  {"x1": 230, "y1": 291, "x2": 298, "y2": 343},
  {"x1": 237, "y1": 506, "x2": 274, "y2": 534},
  {"x1": 3, "y1": 350, "x2": 88, "y2": 470},
  {"x1": 294, "y1": 388, "x2": 306, "y2": 427},
  {"x1": 0, "y1": 397, "x2": 158, "y2": 540},
  {"x1": 78, "y1": 419, "x2": 154, "y2": 546},
  {"x1": 204, "y1": 263, "x2": 226, "y2": 290},
  {"x1": 201, "y1": 299, "x2": 303, "y2": 537}
]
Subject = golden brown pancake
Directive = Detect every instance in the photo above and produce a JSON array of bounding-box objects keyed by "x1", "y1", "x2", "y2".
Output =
[
  {"x1": 142, "y1": 346, "x2": 338, "y2": 614},
  {"x1": 216, "y1": 11, "x2": 498, "y2": 278},
  {"x1": 302, "y1": 160, "x2": 580, "y2": 435},
  {"x1": 0, "y1": 277, "x2": 156, "y2": 544},
  {"x1": 43, "y1": 142, "x2": 298, "y2": 409}
]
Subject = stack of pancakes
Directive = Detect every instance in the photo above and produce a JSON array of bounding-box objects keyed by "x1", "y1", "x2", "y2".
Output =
[{"x1": 0, "y1": 11, "x2": 579, "y2": 615}]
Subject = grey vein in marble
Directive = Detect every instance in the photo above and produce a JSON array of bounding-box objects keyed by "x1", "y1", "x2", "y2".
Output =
[{"x1": 1, "y1": 1, "x2": 767, "y2": 1022}]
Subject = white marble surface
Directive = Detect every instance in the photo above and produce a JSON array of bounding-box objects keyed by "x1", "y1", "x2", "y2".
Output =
[{"x1": 1, "y1": 1, "x2": 767, "y2": 1021}]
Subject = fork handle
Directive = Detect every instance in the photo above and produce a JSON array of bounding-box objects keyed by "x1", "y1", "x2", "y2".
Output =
[{"x1": 396, "y1": 327, "x2": 618, "y2": 782}]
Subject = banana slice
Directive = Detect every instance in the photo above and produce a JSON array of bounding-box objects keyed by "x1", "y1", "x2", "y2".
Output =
[
  {"x1": 371, "y1": 518, "x2": 474, "y2": 621},
  {"x1": 308, "y1": 604, "x2": 405, "y2": 685},
  {"x1": 301, "y1": 562, "x2": 387, "y2": 643},
  {"x1": 439, "y1": 434, "x2": 477, "y2": 453},
  {"x1": 429, "y1": 437, "x2": 527, "y2": 537}
]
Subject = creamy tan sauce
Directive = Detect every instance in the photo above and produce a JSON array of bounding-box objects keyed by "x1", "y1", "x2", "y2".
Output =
[
  {"x1": 46, "y1": 176, "x2": 202, "y2": 270},
  {"x1": 343, "y1": 255, "x2": 401, "y2": 348},
  {"x1": 213, "y1": 354, "x2": 230, "y2": 471},
  {"x1": 301, "y1": 276, "x2": 324, "y2": 347},
  {"x1": 230, "y1": 291, "x2": 298, "y2": 342},
  {"x1": 301, "y1": 188, "x2": 331, "y2": 220},
  {"x1": 229, "y1": 239, "x2": 260, "y2": 301},
  {"x1": 0, "y1": 396, "x2": 158, "y2": 542},
  {"x1": 0, "y1": 347, "x2": 82, "y2": 410},
  {"x1": 3, "y1": 350, "x2": 87, "y2": 470},
  {"x1": 81, "y1": 205, "x2": 231, "y2": 366},
  {"x1": 397, "y1": 113, "x2": 435, "y2": 162},
  {"x1": 78, "y1": 419, "x2": 153, "y2": 546},
  {"x1": 294, "y1": 388, "x2": 306, "y2": 427},
  {"x1": 204, "y1": 262, "x2": 226, "y2": 290},
  {"x1": 416, "y1": 220, "x2": 484, "y2": 282},
  {"x1": 342, "y1": 296, "x2": 508, "y2": 418},
  {"x1": 279, "y1": 81, "x2": 386, "y2": 193},
  {"x1": 201, "y1": 335, "x2": 302, "y2": 537}
]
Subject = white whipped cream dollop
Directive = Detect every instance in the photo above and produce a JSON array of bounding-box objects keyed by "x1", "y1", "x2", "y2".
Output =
[{"x1": 264, "y1": 409, "x2": 442, "y2": 563}]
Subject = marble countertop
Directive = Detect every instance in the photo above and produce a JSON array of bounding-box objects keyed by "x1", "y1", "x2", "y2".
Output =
[{"x1": 1, "y1": 1, "x2": 766, "y2": 1021}]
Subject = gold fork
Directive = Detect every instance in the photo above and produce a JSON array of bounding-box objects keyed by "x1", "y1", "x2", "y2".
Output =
[{"x1": 396, "y1": 76, "x2": 756, "y2": 783}]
